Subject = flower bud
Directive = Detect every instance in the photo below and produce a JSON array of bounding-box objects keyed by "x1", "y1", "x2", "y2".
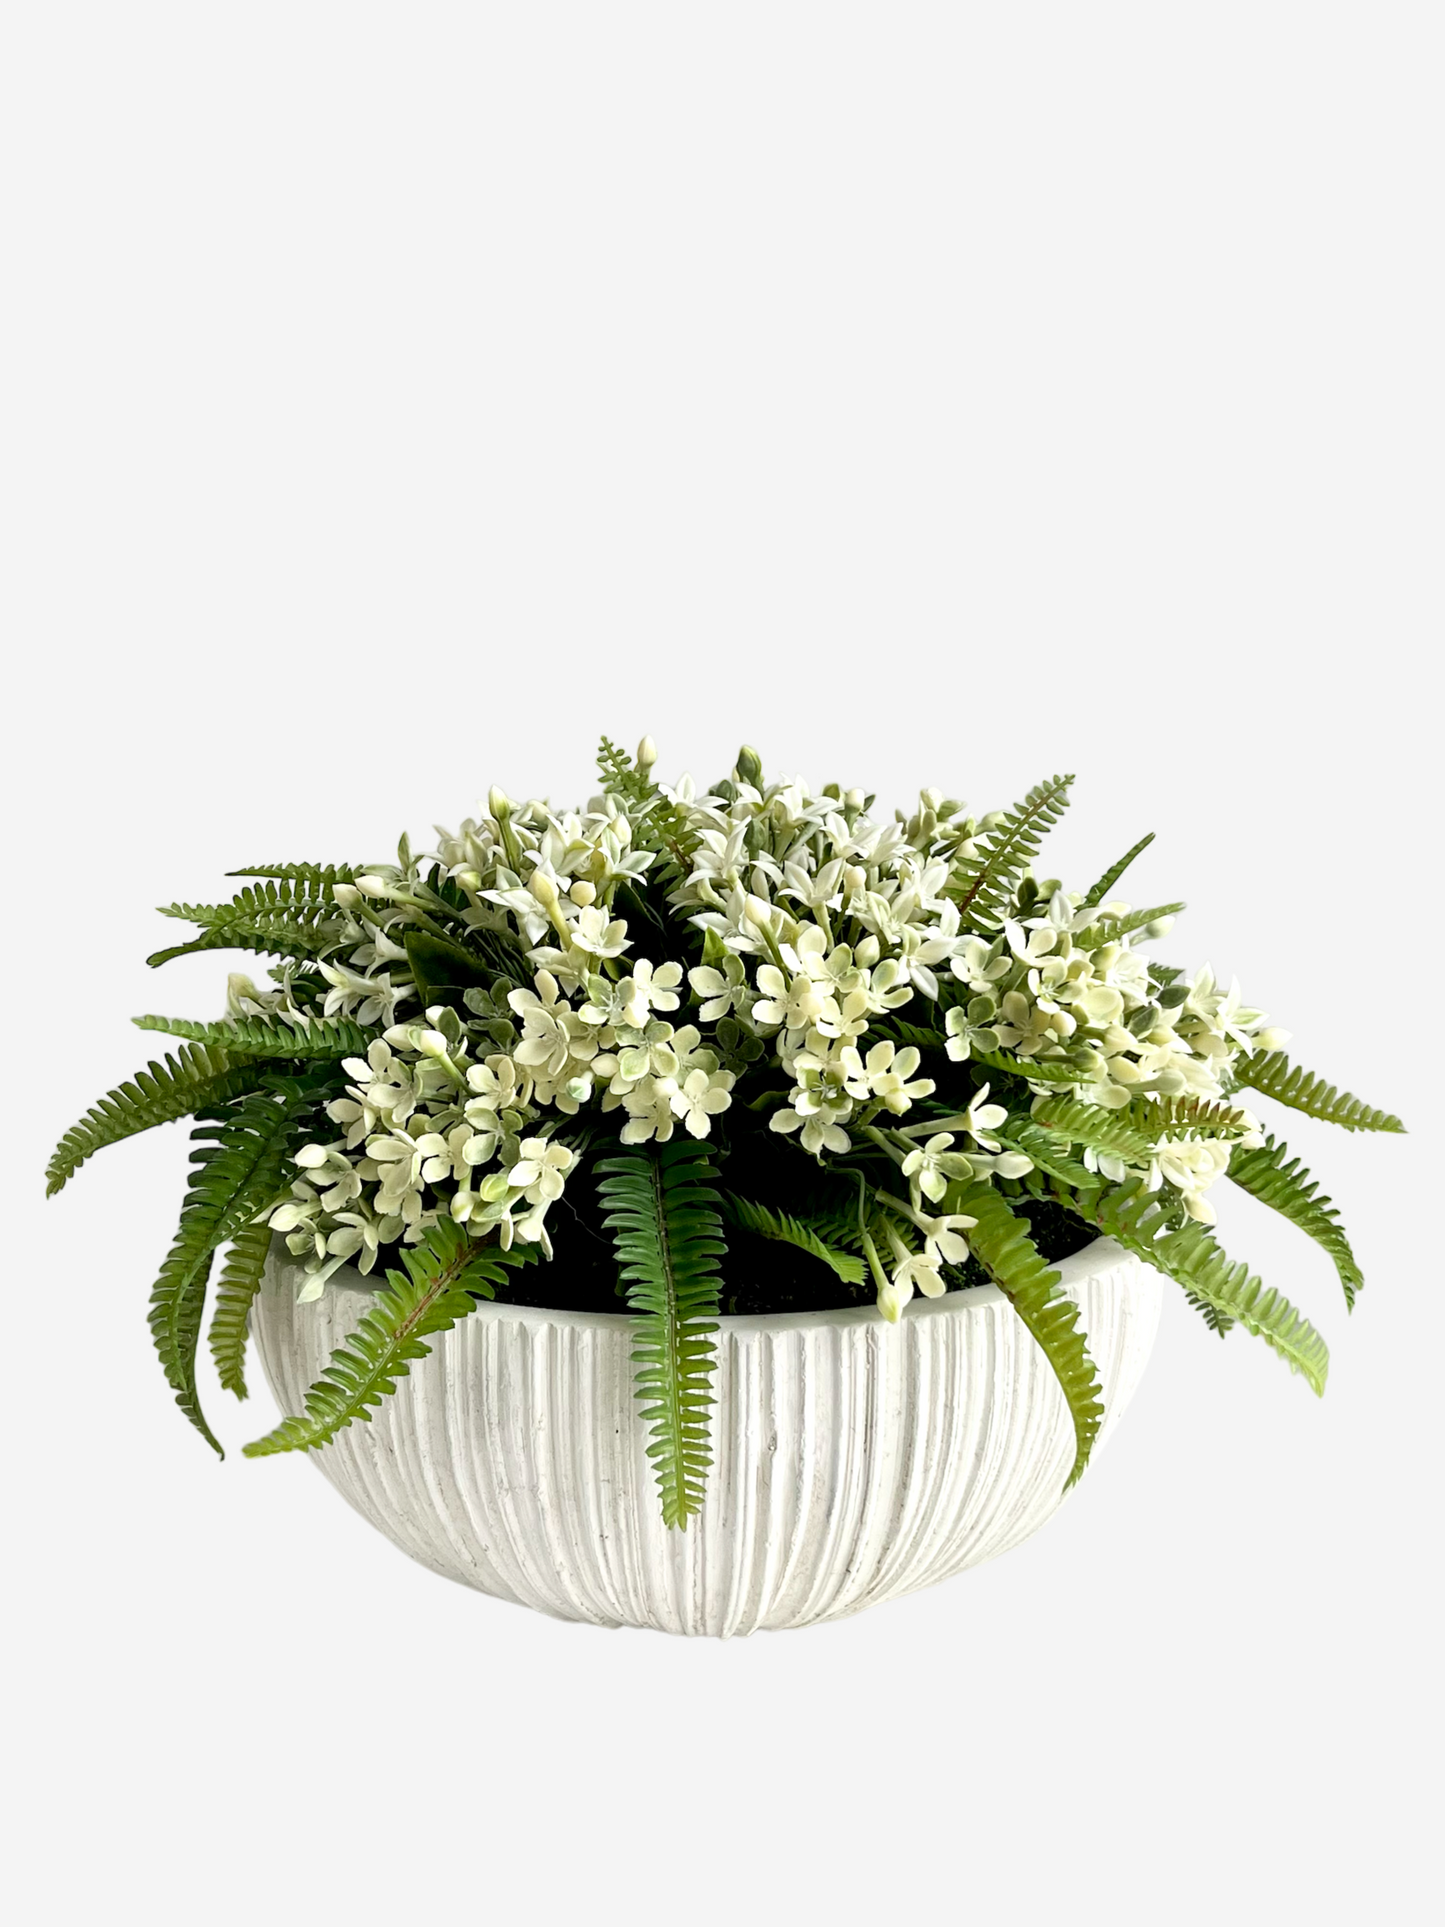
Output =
[
  {"x1": 488, "y1": 785, "x2": 511, "y2": 822},
  {"x1": 735, "y1": 744, "x2": 763, "y2": 789},
  {"x1": 743, "y1": 894, "x2": 773, "y2": 931},
  {"x1": 569, "y1": 880, "x2": 597, "y2": 907},
  {"x1": 331, "y1": 883, "x2": 361, "y2": 909},
  {"x1": 529, "y1": 870, "x2": 560, "y2": 908},
  {"x1": 636, "y1": 735, "x2": 657, "y2": 773},
  {"x1": 355, "y1": 874, "x2": 390, "y2": 898},
  {"x1": 1144, "y1": 916, "x2": 1175, "y2": 939}
]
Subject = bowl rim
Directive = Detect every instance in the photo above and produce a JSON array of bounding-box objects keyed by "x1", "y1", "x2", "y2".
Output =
[{"x1": 264, "y1": 1233, "x2": 1132, "y2": 1337}]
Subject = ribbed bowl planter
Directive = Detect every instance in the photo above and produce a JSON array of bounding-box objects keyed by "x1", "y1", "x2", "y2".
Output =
[{"x1": 253, "y1": 1237, "x2": 1161, "y2": 1637}]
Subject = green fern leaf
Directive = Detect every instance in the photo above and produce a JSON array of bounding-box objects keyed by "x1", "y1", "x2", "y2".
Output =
[
  {"x1": 1079, "y1": 901, "x2": 1186, "y2": 943},
  {"x1": 1234, "y1": 1052, "x2": 1404, "y2": 1134},
  {"x1": 243, "y1": 1221, "x2": 525, "y2": 1457},
  {"x1": 723, "y1": 1194, "x2": 865, "y2": 1285},
  {"x1": 150, "y1": 1092, "x2": 309, "y2": 1454},
  {"x1": 208, "y1": 1222, "x2": 274, "y2": 1398},
  {"x1": 1030, "y1": 1096, "x2": 1155, "y2": 1163},
  {"x1": 226, "y1": 863, "x2": 362, "y2": 886},
  {"x1": 954, "y1": 1181, "x2": 1103, "y2": 1487},
  {"x1": 596, "y1": 1141, "x2": 726, "y2": 1529},
  {"x1": 45, "y1": 1045, "x2": 262, "y2": 1196},
  {"x1": 952, "y1": 773, "x2": 1074, "y2": 930},
  {"x1": 133, "y1": 1013, "x2": 374, "y2": 1058},
  {"x1": 149, "y1": 879, "x2": 343, "y2": 966},
  {"x1": 969, "y1": 1048, "x2": 1087, "y2": 1087},
  {"x1": 1002, "y1": 1122, "x2": 1101, "y2": 1190},
  {"x1": 1063, "y1": 1178, "x2": 1329, "y2": 1393},
  {"x1": 1228, "y1": 1135, "x2": 1364, "y2": 1308},
  {"x1": 1079, "y1": 831, "x2": 1155, "y2": 909},
  {"x1": 1132, "y1": 1094, "x2": 1259, "y2": 1140}
]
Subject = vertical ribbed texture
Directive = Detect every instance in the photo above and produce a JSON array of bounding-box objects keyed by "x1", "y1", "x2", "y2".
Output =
[{"x1": 252, "y1": 1239, "x2": 1161, "y2": 1636}]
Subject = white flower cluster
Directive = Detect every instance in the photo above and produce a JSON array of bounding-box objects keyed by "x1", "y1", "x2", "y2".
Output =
[{"x1": 267, "y1": 746, "x2": 1287, "y2": 1304}]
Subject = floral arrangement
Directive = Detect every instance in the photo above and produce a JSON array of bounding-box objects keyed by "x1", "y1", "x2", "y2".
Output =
[{"x1": 48, "y1": 741, "x2": 1403, "y2": 1525}]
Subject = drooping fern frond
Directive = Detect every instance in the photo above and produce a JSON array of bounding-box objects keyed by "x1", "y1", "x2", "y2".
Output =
[
  {"x1": 954, "y1": 1181, "x2": 1103, "y2": 1488},
  {"x1": 1233, "y1": 1052, "x2": 1405, "y2": 1134},
  {"x1": 1228, "y1": 1135, "x2": 1364, "y2": 1309},
  {"x1": 45, "y1": 1045, "x2": 262, "y2": 1196},
  {"x1": 596, "y1": 1141, "x2": 726, "y2": 1529},
  {"x1": 243, "y1": 1220, "x2": 527, "y2": 1458},
  {"x1": 208, "y1": 1221, "x2": 274, "y2": 1398},
  {"x1": 133, "y1": 1013, "x2": 374, "y2": 1059},
  {"x1": 723, "y1": 1194, "x2": 866, "y2": 1285},
  {"x1": 1062, "y1": 1178, "x2": 1329, "y2": 1394},
  {"x1": 951, "y1": 773, "x2": 1074, "y2": 930},
  {"x1": 1030, "y1": 1096, "x2": 1155, "y2": 1164},
  {"x1": 1079, "y1": 831, "x2": 1155, "y2": 910},
  {"x1": 150, "y1": 1091, "x2": 310, "y2": 1454}
]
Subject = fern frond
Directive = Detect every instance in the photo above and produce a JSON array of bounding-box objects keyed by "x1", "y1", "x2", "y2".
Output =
[
  {"x1": 723, "y1": 1195, "x2": 865, "y2": 1285},
  {"x1": 1079, "y1": 831, "x2": 1155, "y2": 909},
  {"x1": 149, "y1": 880, "x2": 343, "y2": 966},
  {"x1": 1234, "y1": 1052, "x2": 1404, "y2": 1134},
  {"x1": 1003, "y1": 1122, "x2": 1101, "y2": 1190},
  {"x1": 954, "y1": 1181, "x2": 1103, "y2": 1487},
  {"x1": 596, "y1": 1141, "x2": 726, "y2": 1529},
  {"x1": 243, "y1": 1221, "x2": 525, "y2": 1457},
  {"x1": 1228, "y1": 1135, "x2": 1364, "y2": 1309},
  {"x1": 133, "y1": 1014, "x2": 374, "y2": 1059},
  {"x1": 45, "y1": 1045, "x2": 262, "y2": 1196},
  {"x1": 208, "y1": 1222, "x2": 274, "y2": 1398},
  {"x1": 1030, "y1": 1096, "x2": 1155, "y2": 1163},
  {"x1": 1063, "y1": 1178, "x2": 1329, "y2": 1393},
  {"x1": 226, "y1": 863, "x2": 361, "y2": 886},
  {"x1": 150, "y1": 1093, "x2": 309, "y2": 1454},
  {"x1": 951, "y1": 773, "x2": 1074, "y2": 930},
  {"x1": 969, "y1": 1048, "x2": 1087, "y2": 1087},
  {"x1": 596, "y1": 736, "x2": 703, "y2": 881},
  {"x1": 1132, "y1": 1094, "x2": 1258, "y2": 1140},
  {"x1": 1079, "y1": 901, "x2": 1186, "y2": 943}
]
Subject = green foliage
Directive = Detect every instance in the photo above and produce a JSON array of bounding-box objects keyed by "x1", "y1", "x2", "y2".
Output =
[
  {"x1": 596, "y1": 1142, "x2": 726, "y2": 1529},
  {"x1": 1228, "y1": 1135, "x2": 1364, "y2": 1309},
  {"x1": 1003, "y1": 1122, "x2": 1101, "y2": 1190},
  {"x1": 148, "y1": 879, "x2": 342, "y2": 967},
  {"x1": 597, "y1": 736, "x2": 703, "y2": 880},
  {"x1": 45, "y1": 1045, "x2": 262, "y2": 1196},
  {"x1": 150, "y1": 1092, "x2": 311, "y2": 1454},
  {"x1": 1080, "y1": 902, "x2": 1186, "y2": 943},
  {"x1": 1234, "y1": 1052, "x2": 1405, "y2": 1134},
  {"x1": 1030, "y1": 1096, "x2": 1155, "y2": 1163},
  {"x1": 227, "y1": 863, "x2": 361, "y2": 886},
  {"x1": 954, "y1": 1181, "x2": 1103, "y2": 1487},
  {"x1": 243, "y1": 1221, "x2": 526, "y2": 1457},
  {"x1": 133, "y1": 1013, "x2": 374, "y2": 1059},
  {"x1": 969, "y1": 1047, "x2": 1087, "y2": 1087},
  {"x1": 1079, "y1": 831, "x2": 1155, "y2": 909},
  {"x1": 723, "y1": 1194, "x2": 866, "y2": 1285},
  {"x1": 403, "y1": 931, "x2": 498, "y2": 1006},
  {"x1": 952, "y1": 773, "x2": 1074, "y2": 930},
  {"x1": 208, "y1": 1222, "x2": 274, "y2": 1399},
  {"x1": 1064, "y1": 1178, "x2": 1330, "y2": 1394},
  {"x1": 1137, "y1": 1094, "x2": 1258, "y2": 1140}
]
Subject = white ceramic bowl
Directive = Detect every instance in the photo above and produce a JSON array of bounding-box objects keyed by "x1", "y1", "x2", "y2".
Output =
[{"x1": 253, "y1": 1236, "x2": 1160, "y2": 1636}]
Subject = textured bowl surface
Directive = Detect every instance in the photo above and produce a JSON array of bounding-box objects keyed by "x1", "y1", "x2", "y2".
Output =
[{"x1": 253, "y1": 1237, "x2": 1161, "y2": 1636}]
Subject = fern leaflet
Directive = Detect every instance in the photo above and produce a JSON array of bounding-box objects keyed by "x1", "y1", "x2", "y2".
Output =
[
  {"x1": 1079, "y1": 831, "x2": 1155, "y2": 909},
  {"x1": 723, "y1": 1194, "x2": 865, "y2": 1284},
  {"x1": 226, "y1": 863, "x2": 361, "y2": 886},
  {"x1": 1233, "y1": 1052, "x2": 1404, "y2": 1134},
  {"x1": 1079, "y1": 902, "x2": 1186, "y2": 944},
  {"x1": 1030, "y1": 1096, "x2": 1155, "y2": 1163},
  {"x1": 1228, "y1": 1135, "x2": 1364, "y2": 1309},
  {"x1": 596, "y1": 1141, "x2": 726, "y2": 1529},
  {"x1": 955, "y1": 1181, "x2": 1103, "y2": 1487},
  {"x1": 208, "y1": 1222, "x2": 274, "y2": 1398},
  {"x1": 952, "y1": 773, "x2": 1074, "y2": 930},
  {"x1": 1062, "y1": 1178, "x2": 1329, "y2": 1394},
  {"x1": 45, "y1": 1045, "x2": 262, "y2": 1196},
  {"x1": 134, "y1": 1013, "x2": 374, "y2": 1059},
  {"x1": 969, "y1": 1048, "x2": 1086, "y2": 1088},
  {"x1": 150, "y1": 1092, "x2": 309, "y2": 1454},
  {"x1": 243, "y1": 1221, "x2": 526, "y2": 1457}
]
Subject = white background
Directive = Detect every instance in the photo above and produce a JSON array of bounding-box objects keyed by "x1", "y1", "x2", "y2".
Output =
[{"x1": 5, "y1": 6, "x2": 1441, "y2": 1923}]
